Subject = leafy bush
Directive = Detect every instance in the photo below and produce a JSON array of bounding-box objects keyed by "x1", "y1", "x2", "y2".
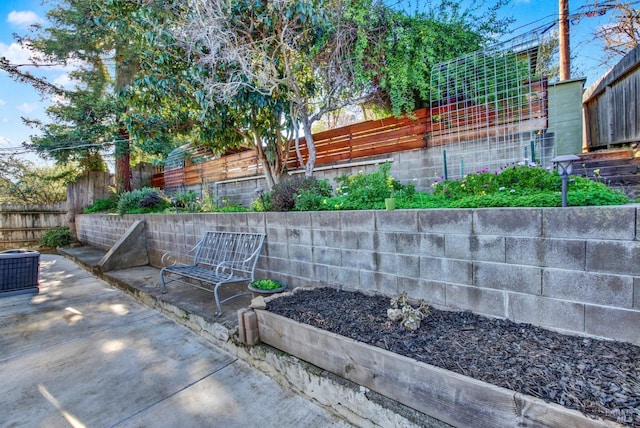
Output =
[
  {"x1": 83, "y1": 195, "x2": 118, "y2": 213},
  {"x1": 116, "y1": 187, "x2": 170, "y2": 215},
  {"x1": 334, "y1": 163, "x2": 414, "y2": 210},
  {"x1": 266, "y1": 176, "x2": 332, "y2": 211},
  {"x1": 172, "y1": 190, "x2": 198, "y2": 211},
  {"x1": 39, "y1": 227, "x2": 72, "y2": 248}
]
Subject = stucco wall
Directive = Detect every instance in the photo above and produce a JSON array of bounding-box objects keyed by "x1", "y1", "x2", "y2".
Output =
[{"x1": 75, "y1": 205, "x2": 640, "y2": 345}]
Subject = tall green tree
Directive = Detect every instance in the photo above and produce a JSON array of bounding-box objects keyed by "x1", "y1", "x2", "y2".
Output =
[{"x1": 0, "y1": 154, "x2": 78, "y2": 204}]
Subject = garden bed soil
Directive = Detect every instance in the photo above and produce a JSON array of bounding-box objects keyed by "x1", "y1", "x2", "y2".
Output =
[{"x1": 265, "y1": 287, "x2": 640, "y2": 426}]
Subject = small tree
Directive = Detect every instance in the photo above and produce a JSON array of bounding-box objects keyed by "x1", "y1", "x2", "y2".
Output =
[
  {"x1": 594, "y1": 1, "x2": 640, "y2": 65},
  {"x1": 0, "y1": 155, "x2": 78, "y2": 204}
]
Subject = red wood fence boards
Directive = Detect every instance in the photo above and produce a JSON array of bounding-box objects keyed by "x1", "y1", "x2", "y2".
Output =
[{"x1": 153, "y1": 79, "x2": 547, "y2": 189}]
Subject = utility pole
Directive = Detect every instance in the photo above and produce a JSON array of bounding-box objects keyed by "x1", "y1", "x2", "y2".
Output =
[{"x1": 559, "y1": 0, "x2": 570, "y2": 80}]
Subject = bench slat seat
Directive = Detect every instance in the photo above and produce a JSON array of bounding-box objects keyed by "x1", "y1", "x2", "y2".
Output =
[{"x1": 160, "y1": 231, "x2": 266, "y2": 315}]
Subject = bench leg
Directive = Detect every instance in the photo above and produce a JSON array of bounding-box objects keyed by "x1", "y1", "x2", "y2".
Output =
[
  {"x1": 213, "y1": 282, "x2": 223, "y2": 316},
  {"x1": 159, "y1": 268, "x2": 168, "y2": 294}
]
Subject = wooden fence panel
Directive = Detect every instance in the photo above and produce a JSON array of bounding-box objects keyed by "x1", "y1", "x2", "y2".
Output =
[
  {"x1": 583, "y1": 45, "x2": 640, "y2": 149},
  {"x1": 153, "y1": 78, "x2": 548, "y2": 188}
]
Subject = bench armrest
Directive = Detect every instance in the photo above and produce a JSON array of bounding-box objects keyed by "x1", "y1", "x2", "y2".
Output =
[
  {"x1": 214, "y1": 261, "x2": 237, "y2": 281},
  {"x1": 161, "y1": 242, "x2": 200, "y2": 267}
]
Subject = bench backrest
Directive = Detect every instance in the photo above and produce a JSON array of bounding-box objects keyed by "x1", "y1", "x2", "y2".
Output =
[{"x1": 194, "y1": 231, "x2": 265, "y2": 277}]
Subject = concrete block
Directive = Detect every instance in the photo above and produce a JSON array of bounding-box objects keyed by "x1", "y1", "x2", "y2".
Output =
[
  {"x1": 586, "y1": 240, "x2": 640, "y2": 276},
  {"x1": 505, "y1": 237, "x2": 585, "y2": 270},
  {"x1": 473, "y1": 262, "x2": 542, "y2": 295},
  {"x1": 542, "y1": 206, "x2": 636, "y2": 240},
  {"x1": 420, "y1": 257, "x2": 473, "y2": 285},
  {"x1": 397, "y1": 277, "x2": 446, "y2": 307},
  {"x1": 507, "y1": 293, "x2": 585, "y2": 332},
  {"x1": 359, "y1": 270, "x2": 398, "y2": 296},
  {"x1": 340, "y1": 210, "x2": 375, "y2": 232},
  {"x1": 635, "y1": 277, "x2": 640, "y2": 309},
  {"x1": 474, "y1": 208, "x2": 542, "y2": 237},
  {"x1": 585, "y1": 305, "x2": 640, "y2": 345},
  {"x1": 246, "y1": 212, "x2": 265, "y2": 229},
  {"x1": 376, "y1": 210, "x2": 418, "y2": 232},
  {"x1": 417, "y1": 209, "x2": 473, "y2": 234},
  {"x1": 313, "y1": 247, "x2": 342, "y2": 266},
  {"x1": 396, "y1": 232, "x2": 421, "y2": 255},
  {"x1": 311, "y1": 211, "x2": 340, "y2": 229},
  {"x1": 445, "y1": 235, "x2": 505, "y2": 262},
  {"x1": 264, "y1": 242, "x2": 288, "y2": 259},
  {"x1": 445, "y1": 284, "x2": 506, "y2": 318},
  {"x1": 375, "y1": 252, "x2": 398, "y2": 275},
  {"x1": 288, "y1": 244, "x2": 312, "y2": 263},
  {"x1": 312, "y1": 229, "x2": 338, "y2": 248},
  {"x1": 395, "y1": 254, "x2": 420, "y2": 278},
  {"x1": 264, "y1": 226, "x2": 288, "y2": 244},
  {"x1": 328, "y1": 266, "x2": 359, "y2": 288},
  {"x1": 286, "y1": 227, "x2": 312, "y2": 245},
  {"x1": 339, "y1": 231, "x2": 375, "y2": 250},
  {"x1": 285, "y1": 212, "x2": 312, "y2": 229},
  {"x1": 420, "y1": 233, "x2": 445, "y2": 257},
  {"x1": 312, "y1": 263, "x2": 329, "y2": 284},
  {"x1": 374, "y1": 232, "x2": 397, "y2": 253},
  {"x1": 342, "y1": 249, "x2": 376, "y2": 271},
  {"x1": 543, "y1": 269, "x2": 634, "y2": 308}
]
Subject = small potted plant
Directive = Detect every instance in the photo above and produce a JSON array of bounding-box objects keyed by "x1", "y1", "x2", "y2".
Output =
[{"x1": 248, "y1": 279, "x2": 287, "y2": 297}]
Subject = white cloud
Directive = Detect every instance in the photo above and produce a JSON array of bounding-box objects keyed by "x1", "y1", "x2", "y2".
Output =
[
  {"x1": 0, "y1": 42, "x2": 32, "y2": 66},
  {"x1": 6, "y1": 11, "x2": 43, "y2": 28},
  {"x1": 0, "y1": 99, "x2": 6, "y2": 107},
  {"x1": 53, "y1": 73, "x2": 74, "y2": 88},
  {"x1": 16, "y1": 102, "x2": 38, "y2": 113}
]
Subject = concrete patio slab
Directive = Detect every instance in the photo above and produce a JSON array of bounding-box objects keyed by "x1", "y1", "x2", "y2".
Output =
[{"x1": 0, "y1": 254, "x2": 351, "y2": 427}]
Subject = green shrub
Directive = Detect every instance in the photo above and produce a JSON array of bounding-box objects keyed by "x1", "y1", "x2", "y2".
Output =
[
  {"x1": 116, "y1": 187, "x2": 170, "y2": 215},
  {"x1": 267, "y1": 176, "x2": 332, "y2": 211},
  {"x1": 83, "y1": 195, "x2": 118, "y2": 213},
  {"x1": 39, "y1": 227, "x2": 72, "y2": 248}
]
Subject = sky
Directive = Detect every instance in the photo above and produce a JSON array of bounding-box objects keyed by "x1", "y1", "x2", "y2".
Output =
[{"x1": 0, "y1": 0, "x2": 622, "y2": 166}]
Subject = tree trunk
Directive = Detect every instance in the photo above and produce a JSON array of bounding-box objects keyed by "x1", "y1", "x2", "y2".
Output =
[
  {"x1": 115, "y1": 128, "x2": 132, "y2": 192},
  {"x1": 301, "y1": 115, "x2": 316, "y2": 177}
]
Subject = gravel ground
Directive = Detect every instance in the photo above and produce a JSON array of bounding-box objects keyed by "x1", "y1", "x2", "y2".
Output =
[{"x1": 266, "y1": 287, "x2": 640, "y2": 426}]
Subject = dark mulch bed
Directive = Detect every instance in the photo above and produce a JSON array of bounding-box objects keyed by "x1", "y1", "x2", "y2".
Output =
[{"x1": 266, "y1": 287, "x2": 640, "y2": 426}]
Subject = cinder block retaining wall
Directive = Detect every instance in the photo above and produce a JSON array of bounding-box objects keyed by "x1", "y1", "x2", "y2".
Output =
[{"x1": 75, "y1": 206, "x2": 640, "y2": 345}]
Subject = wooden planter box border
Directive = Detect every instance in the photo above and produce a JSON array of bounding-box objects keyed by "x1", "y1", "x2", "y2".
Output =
[{"x1": 255, "y1": 309, "x2": 618, "y2": 428}]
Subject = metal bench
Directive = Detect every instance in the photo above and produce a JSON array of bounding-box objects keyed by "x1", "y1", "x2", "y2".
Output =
[{"x1": 160, "y1": 231, "x2": 266, "y2": 315}]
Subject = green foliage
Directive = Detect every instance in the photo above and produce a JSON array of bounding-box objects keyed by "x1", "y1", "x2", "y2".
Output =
[
  {"x1": 326, "y1": 163, "x2": 629, "y2": 210},
  {"x1": 333, "y1": 163, "x2": 412, "y2": 209},
  {"x1": 172, "y1": 190, "x2": 198, "y2": 211},
  {"x1": 266, "y1": 176, "x2": 332, "y2": 212},
  {"x1": 83, "y1": 195, "x2": 118, "y2": 213},
  {"x1": 349, "y1": 0, "x2": 512, "y2": 116},
  {"x1": 0, "y1": 155, "x2": 79, "y2": 204},
  {"x1": 250, "y1": 279, "x2": 285, "y2": 290},
  {"x1": 116, "y1": 187, "x2": 170, "y2": 215},
  {"x1": 39, "y1": 227, "x2": 72, "y2": 248}
]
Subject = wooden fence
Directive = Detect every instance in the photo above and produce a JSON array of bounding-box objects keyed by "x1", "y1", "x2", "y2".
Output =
[
  {"x1": 0, "y1": 203, "x2": 67, "y2": 250},
  {"x1": 583, "y1": 45, "x2": 640, "y2": 150},
  {"x1": 153, "y1": 78, "x2": 548, "y2": 189}
]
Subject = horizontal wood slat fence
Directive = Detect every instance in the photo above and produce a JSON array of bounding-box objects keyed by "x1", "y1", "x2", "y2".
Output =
[{"x1": 153, "y1": 79, "x2": 547, "y2": 190}]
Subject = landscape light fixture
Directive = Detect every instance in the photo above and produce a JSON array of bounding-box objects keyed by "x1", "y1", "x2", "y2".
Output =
[
  {"x1": 551, "y1": 154, "x2": 580, "y2": 207},
  {"x1": 255, "y1": 186, "x2": 265, "y2": 209}
]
